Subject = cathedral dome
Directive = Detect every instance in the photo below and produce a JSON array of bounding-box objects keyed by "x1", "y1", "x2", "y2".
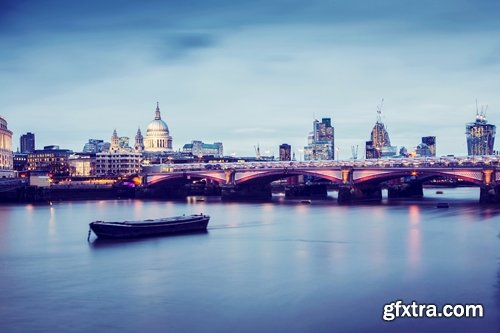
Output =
[
  {"x1": 144, "y1": 102, "x2": 173, "y2": 152},
  {"x1": 147, "y1": 118, "x2": 169, "y2": 132}
]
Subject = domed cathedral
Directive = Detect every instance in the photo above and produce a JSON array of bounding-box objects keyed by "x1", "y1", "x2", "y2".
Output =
[{"x1": 145, "y1": 102, "x2": 173, "y2": 152}]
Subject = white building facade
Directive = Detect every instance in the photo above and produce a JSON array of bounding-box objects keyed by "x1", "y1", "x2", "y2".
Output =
[{"x1": 0, "y1": 116, "x2": 14, "y2": 177}]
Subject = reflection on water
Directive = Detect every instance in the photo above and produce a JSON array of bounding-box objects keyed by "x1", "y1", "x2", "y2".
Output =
[
  {"x1": 0, "y1": 188, "x2": 498, "y2": 333},
  {"x1": 407, "y1": 205, "x2": 421, "y2": 269},
  {"x1": 89, "y1": 230, "x2": 210, "y2": 249}
]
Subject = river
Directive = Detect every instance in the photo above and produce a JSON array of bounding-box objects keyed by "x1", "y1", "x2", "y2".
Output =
[{"x1": 0, "y1": 188, "x2": 499, "y2": 332}]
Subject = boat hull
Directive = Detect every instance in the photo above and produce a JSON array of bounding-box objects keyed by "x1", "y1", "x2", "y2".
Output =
[{"x1": 89, "y1": 215, "x2": 210, "y2": 239}]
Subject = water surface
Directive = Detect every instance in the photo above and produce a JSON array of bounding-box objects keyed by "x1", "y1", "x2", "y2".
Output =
[{"x1": 0, "y1": 188, "x2": 499, "y2": 332}]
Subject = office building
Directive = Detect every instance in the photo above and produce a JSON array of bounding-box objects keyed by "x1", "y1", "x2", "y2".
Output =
[
  {"x1": 83, "y1": 139, "x2": 110, "y2": 153},
  {"x1": 20, "y1": 132, "x2": 35, "y2": 153},
  {"x1": 365, "y1": 104, "x2": 397, "y2": 159},
  {"x1": 182, "y1": 141, "x2": 223, "y2": 158},
  {"x1": 68, "y1": 153, "x2": 95, "y2": 177},
  {"x1": 27, "y1": 146, "x2": 72, "y2": 176},
  {"x1": 466, "y1": 109, "x2": 496, "y2": 156},
  {"x1": 95, "y1": 152, "x2": 142, "y2": 176},
  {"x1": 304, "y1": 118, "x2": 335, "y2": 160},
  {"x1": 418, "y1": 136, "x2": 436, "y2": 157},
  {"x1": 279, "y1": 144, "x2": 291, "y2": 161}
]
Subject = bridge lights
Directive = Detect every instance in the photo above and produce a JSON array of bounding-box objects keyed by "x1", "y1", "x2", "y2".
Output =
[{"x1": 411, "y1": 171, "x2": 417, "y2": 177}]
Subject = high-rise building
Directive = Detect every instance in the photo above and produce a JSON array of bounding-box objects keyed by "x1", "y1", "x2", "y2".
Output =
[
  {"x1": 20, "y1": 132, "x2": 35, "y2": 153},
  {"x1": 466, "y1": 110, "x2": 496, "y2": 156},
  {"x1": 420, "y1": 136, "x2": 436, "y2": 157},
  {"x1": 304, "y1": 118, "x2": 335, "y2": 160},
  {"x1": 365, "y1": 102, "x2": 397, "y2": 159},
  {"x1": 279, "y1": 144, "x2": 291, "y2": 161}
]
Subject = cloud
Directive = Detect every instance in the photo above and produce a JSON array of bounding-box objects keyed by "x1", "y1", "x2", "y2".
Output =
[
  {"x1": 2, "y1": 1, "x2": 500, "y2": 156},
  {"x1": 154, "y1": 32, "x2": 217, "y2": 61}
]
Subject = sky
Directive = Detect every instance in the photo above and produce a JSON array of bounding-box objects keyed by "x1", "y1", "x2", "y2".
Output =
[{"x1": 1, "y1": 0, "x2": 500, "y2": 158}]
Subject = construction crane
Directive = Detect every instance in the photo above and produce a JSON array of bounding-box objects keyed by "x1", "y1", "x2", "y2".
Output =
[
  {"x1": 254, "y1": 144, "x2": 261, "y2": 160},
  {"x1": 351, "y1": 145, "x2": 359, "y2": 160},
  {"x1": 376, "y1": 98, "x2": 384, "y2": 123}
]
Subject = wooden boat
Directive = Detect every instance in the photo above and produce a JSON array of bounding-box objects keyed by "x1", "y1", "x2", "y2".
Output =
[
  {"x1": 89, "y1": 214, "x2": 210, "y2": 239},
  {"x1": 436, "y1": 202, "x2": 449, "y2": 208}
]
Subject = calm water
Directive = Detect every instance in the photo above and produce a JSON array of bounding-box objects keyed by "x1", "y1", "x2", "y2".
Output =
[{"x1": 0, "y1": 188, "x2": 499, "y2": 333}]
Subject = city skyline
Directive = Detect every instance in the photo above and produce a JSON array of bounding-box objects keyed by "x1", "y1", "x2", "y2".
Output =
[{"x1": 1, "y1": 1, "x2": 500, "y2": 157}]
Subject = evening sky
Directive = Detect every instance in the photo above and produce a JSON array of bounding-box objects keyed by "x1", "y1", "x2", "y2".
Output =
[{"x1": 1, "y1": 0, "x2": 500, "y2": 157}]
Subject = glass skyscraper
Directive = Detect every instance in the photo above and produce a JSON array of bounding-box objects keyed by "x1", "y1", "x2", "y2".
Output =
[
  {"x1": 466, "y1": 112, "x2": 496, "y2": 156},
  {"x1": 304, "y1": 118, "x2": 335, "y2": 160}
]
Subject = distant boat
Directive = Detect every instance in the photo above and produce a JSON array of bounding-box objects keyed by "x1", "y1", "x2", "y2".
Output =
[
  {"x1": 436, "y1": 191, "x2": 444, "y2": 194},
  {"x1": 436, "y1": 202, "x2": 449, "y2": 208},
  {"x1": 89, "y1": 214, "x2": 210, "y2": 239},
  {"x1": 300, "y1": 200, "x2": 312, "y2": 204}
]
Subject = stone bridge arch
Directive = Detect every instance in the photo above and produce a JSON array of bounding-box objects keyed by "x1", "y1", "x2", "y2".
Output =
[
  {"x1": 352, "y1": 168, "x2": 485, "y2": 186},
  {"x1": 234, "y1": 168, "x2": 343, "y2": 185},
  {"x1": 144, "y1": 170, "x2": 228, "y2": 186}
]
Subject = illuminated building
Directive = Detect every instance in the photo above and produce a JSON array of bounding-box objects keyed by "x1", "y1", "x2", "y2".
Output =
[
  {"x1": 13, "y1": 153, "x2": 28, "y2": 171},
  {"x1": 95, "y1": 152, "x2": 141, "y2": 176},
  {"x1": 418, "y1": 136, "x2": 436, "y2": 157},
  {"x1": 466, "y1": 109, "x2": 496, "y2": 156},
  {"x1": 182, "y1": 141, "x2": 223, "y2": 157},
  {"x1": 304, "y1": 118, "x2": 335, "y2": 160},
  {"x1": 27, "y1": 145, "x2": 72, "y2": 176},
  {"x1": 279, "y1": 143, "x2": 291, "y2": 161},
  {"x1": 96, "y1": 130, "x2": 142, "y2": 176},
  {"x1": 20, "y1": 132, "x2": 35, "y2": 153},
  {"x1": 145, "y1": 102, "x2": 173, "y2": 153},
  {"x1": 365, "y1": 102, "x2": 397, "y2": 159},
  {"x1": 68, "y1": 153, "x2": 95, "y2": 176},
  {"x1": 0, "y1": 116, "x2": 14, "y2": 177},
  {"x1": 415, "y1": 143, "x2": 432, "y2": 157}
]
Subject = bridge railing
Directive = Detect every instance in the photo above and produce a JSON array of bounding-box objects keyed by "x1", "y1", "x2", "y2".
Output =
[{"x1": 142, "y1": 156, "x2": 500, "y2": 173}]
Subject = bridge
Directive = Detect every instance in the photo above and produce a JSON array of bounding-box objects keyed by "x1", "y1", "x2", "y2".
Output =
[{"x1": 138, "y1": 156, "x2": 500, "y2": 203}]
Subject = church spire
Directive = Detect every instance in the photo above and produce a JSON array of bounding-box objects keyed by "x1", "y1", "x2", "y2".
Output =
[{"x1": 155, "y1": 102, "x2": 161, "y2": 120}]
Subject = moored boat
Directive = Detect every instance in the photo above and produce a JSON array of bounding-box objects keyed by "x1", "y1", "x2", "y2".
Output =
[
  {"x1": 436, "y1": 202, "x2": 449, "y2": 208},
  {"x1": 89, "y1": 214, "x2": 210, "y2": 239}
]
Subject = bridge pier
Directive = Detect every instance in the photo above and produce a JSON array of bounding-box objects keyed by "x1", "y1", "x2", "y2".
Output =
[
  {"x1": 285, "y1": 184, "x2": 328, "y2": 198},
  {"x1": 387, "y1": 181, "x2": 423, "y2": 198},
  {"x1": 337, "y1": 184, "x2": 382, "y2": 204},
  {"x1": 479, "y1": 185, "x2": 500, "y2": 204},
  {"x1": 221, "y1": 184, "x2": 272, "y2": 201}
]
